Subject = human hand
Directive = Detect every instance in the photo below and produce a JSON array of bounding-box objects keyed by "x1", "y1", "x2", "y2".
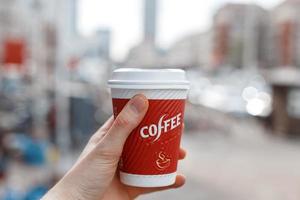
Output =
[{"x1": 42, "y1": 94, "x2": 186, "y2": 200}]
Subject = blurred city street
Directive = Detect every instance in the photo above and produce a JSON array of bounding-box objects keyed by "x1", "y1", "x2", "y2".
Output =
[{"x1": 1, "y1": 0, "x2": 300, "y2": 199}]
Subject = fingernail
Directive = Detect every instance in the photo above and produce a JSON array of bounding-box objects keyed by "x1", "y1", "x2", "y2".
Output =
[{"x1": 129, "y1": 95, "x2": 148, "y2": 114}]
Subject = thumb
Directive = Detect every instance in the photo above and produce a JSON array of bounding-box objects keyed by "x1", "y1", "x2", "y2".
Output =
[{"x1": 97, "y1": 94, "x2": 149, "y2": 157}]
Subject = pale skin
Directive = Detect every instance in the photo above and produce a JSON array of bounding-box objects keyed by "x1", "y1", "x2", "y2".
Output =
[{"x1": 42, "y1": 94, "x2": 186, "y2": 200}]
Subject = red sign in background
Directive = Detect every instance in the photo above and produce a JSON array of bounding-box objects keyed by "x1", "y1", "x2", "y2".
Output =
[{"x1": 2, "y1": 39, "x2": 26, "y2": 71}]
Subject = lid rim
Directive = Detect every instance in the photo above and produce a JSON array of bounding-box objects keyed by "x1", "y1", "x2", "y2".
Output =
[
  {"x1": 108, "y1": 68, "x2": 189, "y2": 89},
  {"x1": 107, "y1": 80, "x2": 190, "y2": 85}
]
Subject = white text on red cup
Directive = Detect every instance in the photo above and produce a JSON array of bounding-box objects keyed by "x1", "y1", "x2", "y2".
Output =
[{"x1": 140, "y1": 113, "x2": 182, "y2": 142}]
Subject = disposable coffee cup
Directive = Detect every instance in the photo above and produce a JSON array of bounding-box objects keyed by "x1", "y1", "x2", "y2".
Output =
[{"x1": 108, "y1": 68, "x2": 189, "y2": 187}]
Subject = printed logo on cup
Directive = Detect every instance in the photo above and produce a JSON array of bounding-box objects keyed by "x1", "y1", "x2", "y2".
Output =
[
  {"x1": 156, "y1": 151, "x2": 171, "y2": 171},
  {"x1": 140, "y1": 113, "x2": 182, "y2": 142}
]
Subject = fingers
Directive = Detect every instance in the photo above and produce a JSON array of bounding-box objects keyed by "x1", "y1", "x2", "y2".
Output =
[
  {"x1": 151, "y1": 174, "x2": 186, "y2": 191},
  {"x1": 98, "y1": 94, "x2": 149, "y2": 155},
  {"x1": 171, "y1": 174, "x2": 186, "y2": 188},
  {"x1": 129, "y1": 174, "x2": 186, "y2": 198},
  {"x1": 179, "y1": 148, "x2": 186, "y2": 160}
]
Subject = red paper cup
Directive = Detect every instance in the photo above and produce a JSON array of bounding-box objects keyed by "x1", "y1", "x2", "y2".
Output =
[{"x1": 108, "y1": 68, "x2": 189, "y2": 187}]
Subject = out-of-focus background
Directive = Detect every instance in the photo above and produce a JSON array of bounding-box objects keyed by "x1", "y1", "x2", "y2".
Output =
[{"x1": 0, "y1": 0, "x2": 300, "y2": 199}]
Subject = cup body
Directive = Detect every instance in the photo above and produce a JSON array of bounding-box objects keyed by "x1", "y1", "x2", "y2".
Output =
[{"x1": 108, "y1": 68, "x2": 189, "y2": 187}]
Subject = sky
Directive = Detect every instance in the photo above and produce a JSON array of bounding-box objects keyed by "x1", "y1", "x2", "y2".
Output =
[{"x1": 78, "y1": 0, "x2": 284, "y2": 61}]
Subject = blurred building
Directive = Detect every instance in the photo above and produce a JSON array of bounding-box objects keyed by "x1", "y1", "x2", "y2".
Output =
[
  {"x1": 125, "y1": 0, "x2": 162, "y2": 68},
  {"x1": 69, "y1": 29, "x2": 111, "y2": 62},
  {"x1": 0, "y1": 0, "x2": 111, "y2": 149},
  {"x1": 144, "y1": 0, "x2": 157, "y2": 44},
  {"x1": 95, "y1": 29, "x2": 111, "y2": 60},
  {"x1": 125, "y1": 2, "x2": 275, "y2": 70},
  {"x1": 164, "y1": 31, "x2": 212, "y2": 69},
  {"x1": 271, "y1": 0, "x2": 300, "y2": 67},
  {"x1": 125, "y1": 41, "x2": 162, "y2": 68},
  {"x1": 0, "y1": 0, "x2": 61, "y2": 134},
  {"x1": 212, "y1": 3, "x2": 271, "y2": 68},
  {"x1": 70, "y1": 0, "x2": 79, "y2": 34},
  {"x1": 0, "y1": 0, "x2": 58, "y2": 75},
  {"x1": 125, "y1": 0, "x2": 208, "y2": 69}
]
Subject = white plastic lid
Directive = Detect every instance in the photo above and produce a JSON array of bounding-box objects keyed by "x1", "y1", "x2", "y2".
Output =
[{"x1": 108, "y1": 68, "x2": 190, "y2": 89}]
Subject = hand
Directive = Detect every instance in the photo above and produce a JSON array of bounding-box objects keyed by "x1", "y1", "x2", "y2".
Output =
[{"x1": 42, "y1": 94, "x2": 186, "y2": 200}]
